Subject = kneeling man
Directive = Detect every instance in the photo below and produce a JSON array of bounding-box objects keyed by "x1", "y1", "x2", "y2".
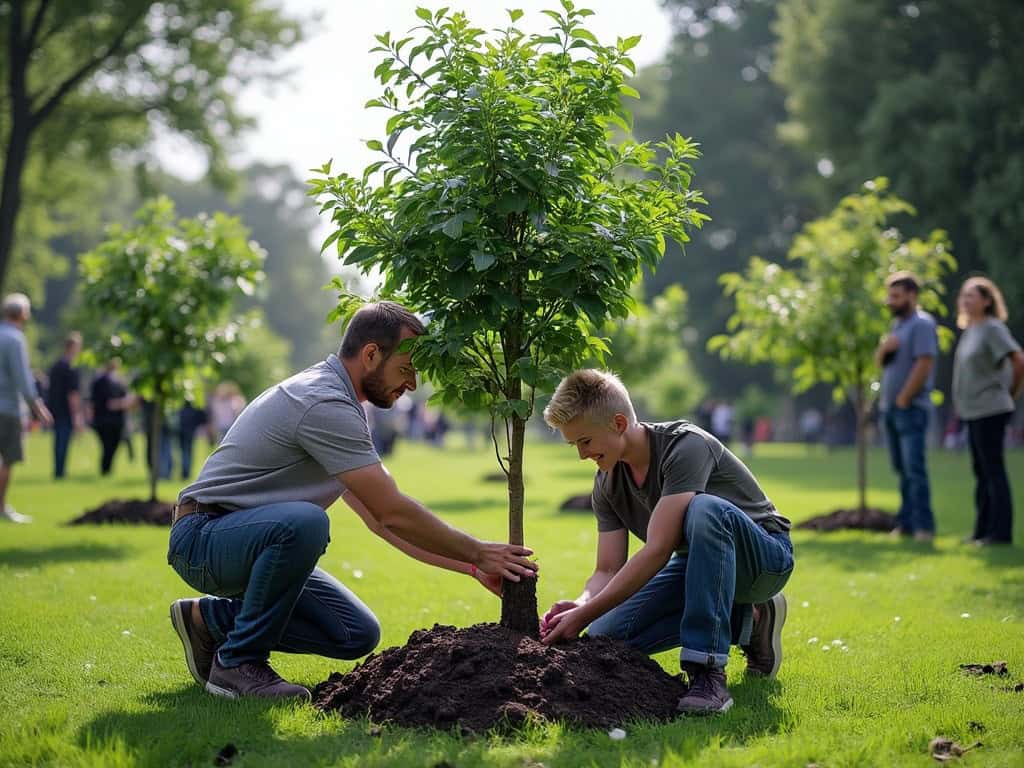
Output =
[
  {"x1": 540, "y1": 370, "x2": 793, "y2": 715},
  {"x1": 168, "y1": 302, "x2": 537, "y2": 700}
]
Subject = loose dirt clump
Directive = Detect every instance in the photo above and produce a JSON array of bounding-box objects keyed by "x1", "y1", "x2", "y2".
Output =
[
  {"x1": 959, "y1": 661, "x2": 1008, "y2": 677},
  {"x1": 68, "y1": 499, "x2": 173, "y2": 526},
  {"x1": 314, "y1": 623, "x2": 687, "y2": 733},
  {"x1": 796, "y1": 507, "x2": 897, "y2": 532}
]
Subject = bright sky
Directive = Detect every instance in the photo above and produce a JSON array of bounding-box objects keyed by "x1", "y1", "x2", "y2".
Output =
[{"x1": 157, "y1": 0, "x2": 674, "y2": 184}]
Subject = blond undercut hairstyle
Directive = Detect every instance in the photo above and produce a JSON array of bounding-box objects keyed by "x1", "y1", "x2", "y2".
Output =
[{"x1": 543, "y1": 369, "x2": 637, "y2": 428}]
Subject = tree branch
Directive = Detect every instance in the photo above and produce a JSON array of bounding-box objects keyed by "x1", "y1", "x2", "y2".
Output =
[
  {"x1": 490, "y1": 413, "x2": 509, "y2": 477},
  {"x1": 25, "y1": 0, "x2": 53, "y2": 50},
  {"x1": 30, "y1": 7, "x2": 149, "y2": 129}
]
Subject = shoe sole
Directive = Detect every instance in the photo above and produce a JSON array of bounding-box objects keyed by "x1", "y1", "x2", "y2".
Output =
[
  {"x1": 679, "y1": 697, "x2": 734, "y2": 716},
  {"x1": 169, "y1": 600, "x2": 205, "y2": 686},
  {"x1": 205, "y1": 681, "x2": 239, "y2": 699},
  {"x1": 765, "y1": 592, "x2": 787, "y2": 678}
]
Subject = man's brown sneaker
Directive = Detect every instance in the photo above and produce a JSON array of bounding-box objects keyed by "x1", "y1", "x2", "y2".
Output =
[
  {"x1": 169, "y1": 599, "x2": 218, "y2": 685},
  {"x1": 677, "y1": 663, "x2": 733, "y2": 715},
  {"x1": 742, "y1": 592, "x2": 787, "y2": 678},
  {"x1": 205, "y1": 655, "x2": 311, "y2": 701}
]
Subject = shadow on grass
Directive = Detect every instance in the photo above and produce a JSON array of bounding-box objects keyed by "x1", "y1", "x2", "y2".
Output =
[
  {"x1": 75, "y1": 678, "x2": 789, "y2": 767},
  {"x1": 793, "y1": 532, "x2": 943, "y2": 571},
  {"x1": 0, "y1": 542, "x2": 130, "y2": 568}
]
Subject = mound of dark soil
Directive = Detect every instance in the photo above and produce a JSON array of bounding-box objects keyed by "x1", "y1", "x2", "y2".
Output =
[
  {"x1": 314, "y1": 623, "x2": 687, "y2": 733},
  {"x1": 796, "y1": 507, "x2": 897, "y2": 532},
  {"x1": 559, "y1": 494, "x2": 592, "y2": 512},
  {"x1": 69, "y1": 499, "x2": 173, "y2": 526}
]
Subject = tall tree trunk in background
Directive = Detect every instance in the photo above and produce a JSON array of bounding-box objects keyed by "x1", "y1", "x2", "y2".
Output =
[
  {"x1": 852, "y1": 380, "x2": 869, "y2": 513},
  {"x1": 148, "y1": 402, "x2": 162, "y2": 503},
  {"x1": 0, "y1": 1, "x2": 32, "y2": 294}
]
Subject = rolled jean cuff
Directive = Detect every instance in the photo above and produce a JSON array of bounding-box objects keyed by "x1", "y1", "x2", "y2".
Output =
[{"x1": 680, "y1": 646, "x2": 729, "y2": 669}]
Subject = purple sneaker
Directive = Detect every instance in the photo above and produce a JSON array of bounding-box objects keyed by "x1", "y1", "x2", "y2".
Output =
[
  {"x1": 678, "y1": 663, "x2": 733, "y2": 715},
  {"x1": 206, "y1": 655, "x2": 311, "y2": 701},
  {"x1": 742, "y1": 592, "x2": 787, "y2": 678}
]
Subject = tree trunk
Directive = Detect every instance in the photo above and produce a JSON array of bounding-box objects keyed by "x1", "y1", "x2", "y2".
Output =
[
  {"x1": 500, "y1": 412, "x2": 539, "y2": 636},
  {"x1": 852, "y1": 382, "x2": 869, "y2": 513},
  {"x1": 1, "y1": 10, "x2": 33, "y2": 294},
  {"x1": 148, "y1": 401, "x2": 162, "y2": 503}
]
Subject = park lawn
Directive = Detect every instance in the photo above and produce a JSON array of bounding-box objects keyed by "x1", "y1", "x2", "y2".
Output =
[{"x1": 1, "y1": 429, "x2": 1022, "y2": 767}]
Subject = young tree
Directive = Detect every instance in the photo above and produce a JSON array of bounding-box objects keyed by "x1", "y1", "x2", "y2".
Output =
[
  {"x1": 309, "y1": 3, "x2": 707, "y2": 633},
  {"x1": 710, "y1": 178, "x2": 955, "y2": 513},
  {"x1": 0, "y1": 0, "x2": 302, "y2": 294},
  {"x1": 79, "y1": 196, "x2": 265, "y2": 502}
]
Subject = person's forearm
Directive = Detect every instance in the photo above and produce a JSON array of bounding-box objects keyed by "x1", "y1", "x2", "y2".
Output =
[
  {"x1": 577, "y1": 570, "x2": 616, "y2": 604},
  {"x1": 898, "y1": 358, "x2": 933, "y2": 403},
  {"x1": 577, "y1": 546, "x2": 671, "y2": 623},
  {"x1": 378, "y1": 495, "x2": 482, "y2": 564},
  {"x1": 69, "y1": 392, "x2": 82, "y2": 419}
]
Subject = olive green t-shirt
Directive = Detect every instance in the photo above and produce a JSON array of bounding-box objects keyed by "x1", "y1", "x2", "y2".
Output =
[
  {"x1": 591, "y1": 421, "x2": 791, "y2": 554},
  {"x1": 953, "y1": 319, "x2": 1021, "y2": 421}
]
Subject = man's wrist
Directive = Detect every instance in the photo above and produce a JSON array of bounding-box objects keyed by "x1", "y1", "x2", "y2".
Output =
[{"x1": 468, "y1": 563, "x2": 479, "y2": 577}]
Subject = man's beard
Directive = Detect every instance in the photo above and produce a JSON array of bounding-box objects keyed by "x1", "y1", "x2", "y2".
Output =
[
  {"x1": 889, "y1": 302, "x2": 911, "y2": 318},
  {"x1": 363, "y1": 367, "x2": 395, "y2": 409}
]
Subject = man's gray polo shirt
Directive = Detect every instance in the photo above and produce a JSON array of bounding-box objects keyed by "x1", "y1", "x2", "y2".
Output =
[
  {"x1": 0, "y1": 321, "x2": 37, "y2": 417},
  {"x1": 179, "y1": 354, "x2": 380, "y2": 511},
  {"x1": 879, "y1": 309, "x2": 939, "y2": 412}
]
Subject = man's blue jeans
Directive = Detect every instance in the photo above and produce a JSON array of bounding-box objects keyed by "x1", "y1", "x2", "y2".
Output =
[
  {"x1": 53, "y1": 419, "x2": 72, "y2": 478},
  {"x1": 167, "y1": 502, "x2": 380, "y2": 667},
  {"x1": 884, "y1": 406, "x2": 934, "y2": 533},
  {"x1": 588, "y1": 494, "x2": 794, "y2": 669}
]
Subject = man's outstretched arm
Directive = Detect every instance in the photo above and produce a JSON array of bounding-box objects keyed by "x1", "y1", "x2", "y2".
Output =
[
  {"x1": 339, "y1": 462, "x2": 537, "y2": 582},
  {"x1": 341, "y1": 488, "x2": 503, "y2": 595}
]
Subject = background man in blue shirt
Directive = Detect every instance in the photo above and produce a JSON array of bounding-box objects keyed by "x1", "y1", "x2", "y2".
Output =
[{"x1": 875, "y1": 272, "x2": 939, "y2": 541}]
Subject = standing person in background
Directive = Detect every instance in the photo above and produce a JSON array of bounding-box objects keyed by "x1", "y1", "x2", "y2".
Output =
[
  {"x1": 90, "y1": 360, "x2": 134, "y2": 476},
  {"x1": 953, "y1": 277, "x2": 1024, "y2": 546},
  {"x1": 875, "y1": 272, "x2": 939, "y2": 542},
  {"x1": 47, "y1": 332, "x2": 84, "y2": 479},
  {"x1": 208, "y1": 382, "x2": 246, "y2": 443},
  {"x1": 0, "y1": 294, "x2": 53, "y2": 523},
  {"x1": 178, "y1": 402, "x2": 208, "y2": 480}
]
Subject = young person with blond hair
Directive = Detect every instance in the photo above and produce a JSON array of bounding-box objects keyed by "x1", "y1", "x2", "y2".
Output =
[
  {"x1": 953, "y1": 276, "x2": 1024, "y2": 546},
  {"x1": 539, "y1": 369, "x2": 793, "y2": 715}
]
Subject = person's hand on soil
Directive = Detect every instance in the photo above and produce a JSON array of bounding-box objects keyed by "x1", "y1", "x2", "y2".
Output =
[
  {"x1": 475, "y1": 542, "x2": 537, "y2": 582},
  {"x1": 470, "y1": 564, "x2": 503, "y2": 597},
  {"x1": 540, "y1": 604, "x2": 588, "y2": 645},
  {"x1": 540, "y1": 600, "x2": 579, "y2": 638}
]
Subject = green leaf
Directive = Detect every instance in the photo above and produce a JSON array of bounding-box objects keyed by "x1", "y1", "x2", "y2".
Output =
[
  {"x1": 365, "y1": 139, "x2": 384, "y2": 152},
  {"x1": 508, "y1": 8, "x2": 523, "y2": 22},
  {"x1": 442, "y1": 216, "x2": 464, "y2": 239},
  {"x1": 619, "y1": 84, "x2": 640, "y2": 99},
  {"x1": 415, "y1": 7, "x2": 432, "y2": 21},
  {"x1": 472, "y1": 250, "x2": 496, "y2": 271},
  {"x1": 495, "y1": 191, "x2": 529, "y2": 214}
]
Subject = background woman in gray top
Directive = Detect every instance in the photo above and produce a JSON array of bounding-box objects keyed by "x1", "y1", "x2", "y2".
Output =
[{"x1": 953, "y1": 277, "x2": 1024, "y2": 545}]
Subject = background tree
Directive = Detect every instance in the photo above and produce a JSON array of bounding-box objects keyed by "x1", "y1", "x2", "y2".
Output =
[
  {"x1": 596, "y1": 283, "x2": 705, "y2": 420},
  {"x1": 629, "y1": 0, "x2": 815, "y2": 398},
  {"x1": 78, "y1": 196, "x2": 265, "y2": 502},
  {"x1": 0, "y1": 0, "x2": 302, "y2": 295},
  {"x1": 710, "y1": 179, "x2": 955, "y2": 513},
  {"x1": 310, "y1": 3, "x2": 706, "y2": 633},
  {"x1": 774, "y1": 0, "x2": 1024, "y2": 340}
]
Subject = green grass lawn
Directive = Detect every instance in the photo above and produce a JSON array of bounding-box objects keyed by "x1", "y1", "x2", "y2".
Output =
[{"x1": 1, "y1": 430, "x2": 1022, "y2": 767}]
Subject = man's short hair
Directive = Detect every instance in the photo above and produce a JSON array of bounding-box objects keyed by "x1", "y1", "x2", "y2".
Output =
[
  {"x1": 885, "y1": 271, "x2": 920, "y2": 294},
  {"x1": 1, "y1": 293, "x2": 30, "y2": 320},
  {"x1": 339, "y1": 301, "x2": 425, "y2": 360},
  {"x1": 65, "y1": 331, "x2": 83, "y2": 350},
  {"x1": 543, "y1": 369, "x2": 637, "y2": 428}
]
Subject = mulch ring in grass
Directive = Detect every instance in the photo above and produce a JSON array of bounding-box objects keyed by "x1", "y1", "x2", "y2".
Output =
[
  {"x1": 796, "y1": 507, "x2": 897, "y2": 533},
  {"x1": 68, "y1": 499, "x2": 173, "y2": 526},
  {"x1": 314, "y1": 623, "x2": 688, "y2": 733},
  {"x1": 558, "y1": 494, "x2": 592, "y2": 512}
]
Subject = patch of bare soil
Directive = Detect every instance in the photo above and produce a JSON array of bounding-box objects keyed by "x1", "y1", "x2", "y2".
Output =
[
  {"x1": 68, "y1": 499, "x2": 173, "y2": 526},
  {"x1": 314, "y1": 623, "x2": 687, "y2": 733},
  {"x1": 796, "y1": 508, "x2": 897, "y2": 532}
]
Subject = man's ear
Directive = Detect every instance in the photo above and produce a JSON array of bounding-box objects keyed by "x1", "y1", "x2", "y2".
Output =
[{"x1": 361, "y1": 343, "x2": 382, "y2": 371}]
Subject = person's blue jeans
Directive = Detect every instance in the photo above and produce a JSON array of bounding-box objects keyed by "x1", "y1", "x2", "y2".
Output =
[
  {"x1": 167, "y1": 502, "x2": 380, "y2": 667},
  {"x1": 53, "y1": 419, "x2": 73, "y2": 478},
  {"x1": 588, "y1": 494, "x2": 794, "y2": 669},
  {"x1": 884, "y1": 406, "x2": 934, "y2": 533}
]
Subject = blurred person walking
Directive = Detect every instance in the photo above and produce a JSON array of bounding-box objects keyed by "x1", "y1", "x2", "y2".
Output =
[
  {"x1": 953, "y1": 277, "x2": 1024, "y2": 546},
  {"x1": 90, "y1": 360, "x2": 134, "y2": 476},
  {"x1": 875, "y1": 272, "x2": 939, "y2": 542},
  {"x1": 0, "y1": 293, "x2": 53, "y2": 523},
  {"x1": 46, "y1": 332, "x2": 84, "y2": 479}
]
